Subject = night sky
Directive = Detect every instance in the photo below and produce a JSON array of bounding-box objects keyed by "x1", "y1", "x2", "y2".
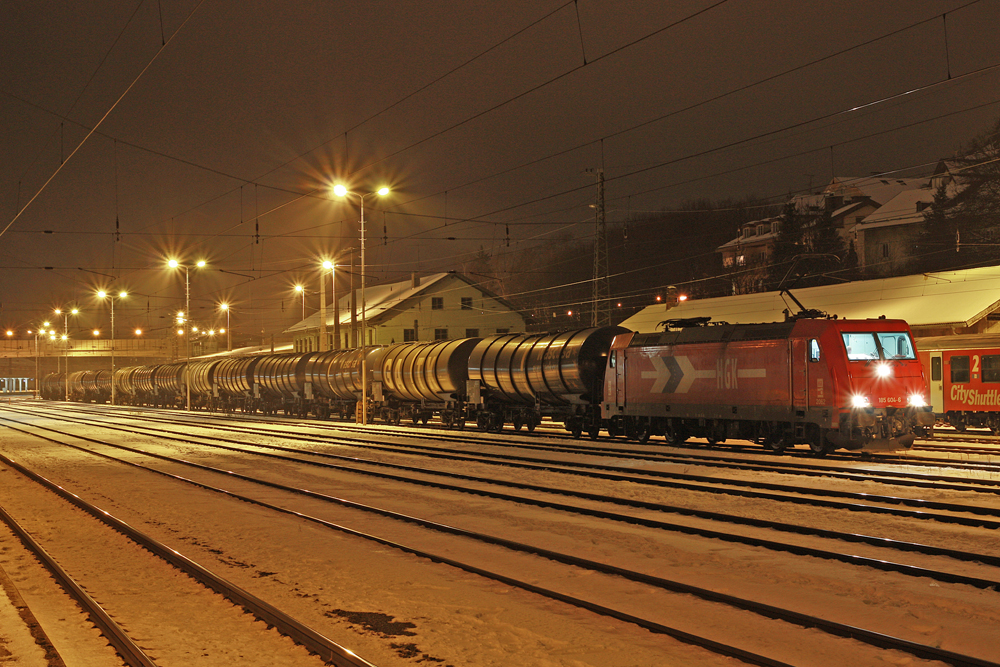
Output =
[{"x1": 3, "y1": 0, "x2": 999, "y2": 340}]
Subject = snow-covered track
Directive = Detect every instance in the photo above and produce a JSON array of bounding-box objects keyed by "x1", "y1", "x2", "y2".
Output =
[
  {"x1": 5, "y1": 412, "x2": 1000, "y2": 666},
  {"x1": 0, "y1": 451, "x2": 376, "y2": 667}
]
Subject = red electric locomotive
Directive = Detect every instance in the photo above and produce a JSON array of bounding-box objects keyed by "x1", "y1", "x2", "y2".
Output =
[
  {"x1": 601, "y1": 316, "x2": 934, "y2": 454},
  {"x1": 916, "y1": 333, "x2": 1000, "y2": 433}
]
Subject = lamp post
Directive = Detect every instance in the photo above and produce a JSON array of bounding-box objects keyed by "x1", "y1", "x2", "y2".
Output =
[
  {"x1": 168, "y1": 259, "x2": 206, "y2": 411},
  {"x1": 219, "y1": 303, "x2": 231, "y2": 351},
  {"x1": 97, "y1": 291, "x2": 127, "y2": 405},
  {"x1": 294, "y1": 285, "x2": 305, "y2": 322},
  {"x1": 27, "y1": 325, "x2": 49, "y2": 398},
  {"x1": 55, "y1": 307, "x2": 79, "y2": 401},
  {"x1": 332, "y1": 184, "x2": 389, "y2": 425}
]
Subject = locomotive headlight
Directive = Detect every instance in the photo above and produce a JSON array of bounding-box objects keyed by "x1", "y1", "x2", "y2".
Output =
[
  {"x1": 875, "y1": 363, "x2": 893, "y2": 378},
  {"x1": 908, "y1": 393, "x2": 927, "y2": 407},
  {"x1": 851, "y1": 394, "x2": 870, "y2": 408}
]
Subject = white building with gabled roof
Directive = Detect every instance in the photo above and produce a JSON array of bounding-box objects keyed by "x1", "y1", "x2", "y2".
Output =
[{"x1": 284, "y1": 272, "x2": 526, "y2": 351}]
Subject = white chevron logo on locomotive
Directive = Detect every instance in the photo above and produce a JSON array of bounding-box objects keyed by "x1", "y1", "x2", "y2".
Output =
[{"x1": 641, "y1": 356, "x2": 767, "y2": 393}]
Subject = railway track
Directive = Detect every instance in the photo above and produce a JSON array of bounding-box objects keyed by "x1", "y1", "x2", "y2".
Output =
[
  {"x1": 3, "y1": 404, "x2": 1000, "y2": 665},
  {"x1": 0, "y1": 452, "x2": 375, "y2": 667},
  {"x1": 16, "y1": 405, "x2": 1000, "y2": 527},
  {"x1": 35, "y1": 401, "x2": 1000, "y2": 492}
]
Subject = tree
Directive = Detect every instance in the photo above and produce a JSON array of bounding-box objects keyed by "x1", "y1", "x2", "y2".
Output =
[{"x1": 765, "y1": 201, "x2": 805, "y2": 289}]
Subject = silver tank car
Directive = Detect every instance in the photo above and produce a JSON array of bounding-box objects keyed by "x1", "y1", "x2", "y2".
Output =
[
  {"x1": 469, "y1": 326, "x2": 625, "y2": 405},
  {"x1": 213, "y1": 356, "x2": 261, "y2": 412},
  {"x1": 377, "y1": 338, "x2": 481, "y2": 403}
]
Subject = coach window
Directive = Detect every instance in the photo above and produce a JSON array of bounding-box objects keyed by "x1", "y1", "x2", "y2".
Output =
[
  {"x1": 951, "y1": 355, "x2": 971, "y2": 384},
  {"x1": 809, "y1": 339, "x2": 821, "y2": 362},
  {"x1": 931, "y1": 357, "x2": 941, "y2": 382},
  {"x1": 983, "y1": 355, "x2": 1000, "y2": 383}
]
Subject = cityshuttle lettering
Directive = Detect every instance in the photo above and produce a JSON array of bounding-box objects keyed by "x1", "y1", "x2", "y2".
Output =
[{"x1": 951, "y1": 385, "x2": 1000, "y2": 406}]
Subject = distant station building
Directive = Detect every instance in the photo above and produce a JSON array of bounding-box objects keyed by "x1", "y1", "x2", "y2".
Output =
[
  {"x1": 285, "y1": 272, "x2": 526, "y2": 352},
  {"x1": 621, "y1": 266, "x2": 1000, "y2": 338}
]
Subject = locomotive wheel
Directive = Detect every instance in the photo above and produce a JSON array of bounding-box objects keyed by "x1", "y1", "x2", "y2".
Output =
[
  {"x1": 809, "y1": 438, "x2": 831, "y2": 456},
  {"x1": 636, "y1": 420, "x2": 651, "y2": 444},
  {"x1": 666, "y1": 427, "x2": 688, "y2": 446}
]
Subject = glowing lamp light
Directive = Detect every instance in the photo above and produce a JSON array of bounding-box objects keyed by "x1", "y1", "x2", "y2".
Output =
[
  {"x1": 333, "y1": 184, "x2": 348, "y2": 197},
  {"x1": 678, "y1": 294, "x2": 689, "y2": 302},
  {"x1": 851, "y1": 395, "x2": 870, "y2": 409},
  {"x1": 168, "y1": 259, "x2": 179, "y2": 268},
  {"x1": 909, "y1": 393, "x2": 927, "y2": 407},
  {"x1": 875, "y1": 363, "x2": 893, "y2": 378},
  {"x1": 656, "y1": 295, "x2": 662, "y2": 302},
  {"x1": 294, "y1": 285, "x2": 304, "y2": 292},
  {"x1": 567, "y1": 310, "x2": 573, "y2": 316},
  {"x1": 377, "y1": 186, "x2": 390, "y2": 196},
  {"x1": 219, "y1": 328, "x2": 226, "y2": 334},
  {"x1": 135, "y1": 329, "x2": 142, "y2": 336},
  {"x1": 92, "y1": 330, "x2": 100, "y2": 336},
  {"x1": 192, "y1": 326, "x2": 199, "y2": 333},
  {"x1": 322, "y1": 260, "x2": 334, "y2": 270},
  {"x1": 177, "y1": 329, "x2": 184, "y2": 336}
]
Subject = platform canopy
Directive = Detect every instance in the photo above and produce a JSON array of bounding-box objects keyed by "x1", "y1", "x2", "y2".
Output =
[{"x1": 620, "y1": 266, "x2": 1000, "y2": 335}]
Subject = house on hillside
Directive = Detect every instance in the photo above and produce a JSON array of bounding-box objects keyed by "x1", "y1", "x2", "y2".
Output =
[
  {"x1": 717, "y1": 176, "x2": 923, "y2": 291},
  {"x1": 284, "y1": 272, "x2": 526, "y2": 351}
]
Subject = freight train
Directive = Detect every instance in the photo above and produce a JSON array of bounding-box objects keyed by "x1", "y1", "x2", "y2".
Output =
[{"x1": 41, "y1": 317, "x2": 934, "y2": 454}]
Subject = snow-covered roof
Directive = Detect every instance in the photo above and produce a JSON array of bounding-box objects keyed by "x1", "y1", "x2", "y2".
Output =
[
  {"x1": 620, "y1": 266, "x2": 1000, "y2": 333},
  {"x1": 283, "y1": 272, "x2": 519, "y2": 334},
  {"x1": 857, "y1": 186, "x2": 935, "y2": 231},
  {"x1": 284, "y1": 273, "x2": 453, "y2": 334}
]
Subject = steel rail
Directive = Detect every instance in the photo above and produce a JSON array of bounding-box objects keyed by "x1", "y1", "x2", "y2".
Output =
[
  {"x1": 0, "y1": 452, "x2": 377, "y2": 667},
  {"x1": 6, "y1": 424, "x2": 999, "y2": 667},
  {"x1": 0, "y1": 503, "x2": 157, "y2": 667}
]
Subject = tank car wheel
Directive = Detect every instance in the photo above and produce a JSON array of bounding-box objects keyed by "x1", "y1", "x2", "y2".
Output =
[
  {"x1": 477, "y1": 412, "x2": 490, "y2": 432},
  {"x1": 512, "y1": 415, "x2": 523, "y2": 431},
  {"x1": 571, "y1": 425, "x2": 583, "y2": 439},
  {"x1": 526, "y1": 419, "x2": 537, "y2": 432},
  {"x1": 588, "y1": 424, "x2": 601, "y2": 440}
]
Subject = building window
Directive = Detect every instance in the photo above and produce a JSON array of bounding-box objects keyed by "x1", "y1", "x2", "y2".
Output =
[
  {"x1": 461, "y1": 297, "x2": 473, "y2": 310},
  {"x1": 403, "y1": 329, "x2": 416, "y2": 342},
  {"x1": 881, "y1": 243, "x2": 889, "y2": 258},
  {"x1": 465, "y1": 328, "x2": 479, "y2": 338},
  {"x1": 431, "y1": 297, "x2": 444, "y2": 310},
  {"x1": 434, "y1": 328, "x2": 448, "y2": 340}
]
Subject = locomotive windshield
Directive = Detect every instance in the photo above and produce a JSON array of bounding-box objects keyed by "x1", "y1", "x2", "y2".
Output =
[{"x1": 841, "y1": 331, "x2": 916, "y2": 361}]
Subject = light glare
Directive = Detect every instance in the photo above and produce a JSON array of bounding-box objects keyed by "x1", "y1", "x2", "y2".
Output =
[{"x1": 333, "y1": 184, "x2": 348, "y2": 197}]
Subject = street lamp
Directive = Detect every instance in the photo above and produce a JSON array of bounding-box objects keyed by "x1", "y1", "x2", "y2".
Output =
[
  {"x1": 168, "y1": 258, "x2": 206, "y2": 411},
  {"x1": 294, "y1": 285, "x2": 305, "y2": 322},
  {"x1": 332, "y1": 183, "x2": 389, "y2": 424},
  {"x1": 96, "y1": 290, "x2": 127, "y2": 405},
  {"x1": 55, "y1": 307, "x2": 79, "y2": 401},
  {"x1": 219, "y1": 303, "x2": 231, "y2": 351}
]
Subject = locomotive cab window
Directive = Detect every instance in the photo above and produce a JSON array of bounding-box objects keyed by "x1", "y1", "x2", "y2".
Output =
[
  {"x1": 809, "y1": 339, "x2": 821, "y2": 362},
  {"x1": 842, "y1": 332, "x2": 879, "y2": 360},
  {"x1": 951, "y1": 355, "x2": 970, "y2": 384},
  {"x1": 876, "y1": 332, "x2": 916, "y2": 359}
]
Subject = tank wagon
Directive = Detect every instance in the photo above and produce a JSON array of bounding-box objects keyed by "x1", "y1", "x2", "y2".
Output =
[{"x1": 603, "y1": 316, "x2": 934, "y2": 454}]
